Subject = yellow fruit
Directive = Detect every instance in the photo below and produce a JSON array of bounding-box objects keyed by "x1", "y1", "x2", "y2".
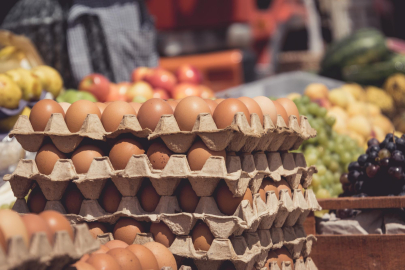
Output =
[
  {"x1": 347, "y1": 115, "x2": 371, "y2": 138},
  {"x1": 341, "y1": 83, "x2": 366, "y2": 101},
  {"x1": 393, "y1": 112, "x2": 405, "y2": 133},
  {"x1": 365, "y1": 103, "x2": 381, "y2": 117},
  {"x1": 345, "y1": 131, "x2": 365, "y2": 147},
  {"x1": 384, "y1": 73, "x2": 405, "y2": 108},
  {"x1": 395, "y1": 131, "x2": 403, "y2": 138},
  {"x1": 328, "y1": 88, "x2": 352, "y2": 109},
  {"x1": 346, "y1": 102, "x2": 367, "y2": 117},
  {"x1": 286, "y1": 92, "x2": 301, "y2": 100},
  {"x1": 5, "y1": 68, "x2": 42, "y2": 101},
  {"x1": 0, "y1": 74, "x2": 22, "y2": 109},
  {"x1": 32, "y1": 65, "x2": 63, "y2": 98},
  {"x1": 371, "y1": 126, "x2": 385, "y2": 142},
  {"x1": 0, "y1": 107, "x2": 30, "y2": 132},
  {"x1": 371, "y1": 114, "x2": 394, "y2": 134},
  {"x1": 304, "y1": 83, "x2": 329, "y2": 100},
  {"x1": 365, "y1": 86, "x2": 395, "y2": 115},
  {"x1": 327, "y1": 107, "x2": 348, "y2": 134}
]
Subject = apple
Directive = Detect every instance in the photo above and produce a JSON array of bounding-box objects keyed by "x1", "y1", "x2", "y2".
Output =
[
  {"x1": 144, "y1": 68, "x2": 177, "y2": 93},
  {"x1": 126, "y1": 81, "x2": 154, "y2": 101},
  {"x1": 172, "y1": 83, "x2": 202, "y2": 100},
  {"x1": 153, "y1": 88, "x2": 170, "y2": 99},
  {"x1": 175, "y1": 64, "x2": 202, "y2": 84},
  {"x1": 78, "y1": 73, "x2": 110, "y2": 102},
  {"x1": 106, "y1": 83, "x2": 127, "y2": 101},
  {"x1": 199, "y1": 85, "x2": 215, "y2": 99},
  {"x1": 132, "y1": 67, "x2": 153, "y2": 82}
]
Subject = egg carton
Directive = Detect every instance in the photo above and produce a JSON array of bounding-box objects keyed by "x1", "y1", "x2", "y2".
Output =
[
  {"x1": 4, "y1": 151, "x2": 316, "y2": 200},
  {"x1": 0, "y1": 224, "x2": 100, "y2": 270},
  {"x1": 9, "y1": 111, "x2": 316, "y2": 154},
  {"x1": 259, "y1": 257, "x2": 318, "y2": 270}
]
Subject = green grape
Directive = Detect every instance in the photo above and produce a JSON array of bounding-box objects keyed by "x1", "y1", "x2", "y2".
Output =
[
  {"x1": 333, "y1": 183, "x2": 343, "y2": 195},
  {"x1": 317, "y1": 107, "x2": 327, "y2": 118},
  {"x1": 331, "y1": 153, "x2": 340, "y2": 162},
  {"x1": 322, "y1": 155, "x2": 332, "y2": 167},
  {"x1": 320, "y1": 175, "x2": 329, "y2": 187},
  {"x1": 333, "y1": 172, "x2": 341, "y2": 183},
  {"x1": 318, "y1": 132, "x2": 328, "y2": 146},
  {"x1": 301, "y1": 95, "x2": 311, "y2": 105},
  {"x1": 297, "y1": 104, "x2": 308, "y2": 116},
  {"x1": 311, "y1": 174, "x2": 321, "y2": 189},
  {"x1": 316, "y1": 188, "x2": 331, "y2": 199},
  {"x1": 325, "y1": 116, "x2": 336, "y2": 126},
  {"x1": 329, "y1": 160, "x2": 340, "y2": 173},
  {"x1": 340, "y1": 152, "x2": 352, "y2": 164},
  {"x1": 327, "y1": 141, "x2": 336, "y2": 152},
  {"x1": 306, "y1": 153, "x2": 318, "y2": 165},
  {"x1": 307, "y1": 137, "x2": 318, "y2": 145},
  {"x1": 317, "y1": 165, "x2": 327, "y2": 176},
  {"x1": 324, "y1": 170, "x2": 334, "y2": 184},
  {"x1": 308, "y1": 103, "x2": 320, "y2": 116}
]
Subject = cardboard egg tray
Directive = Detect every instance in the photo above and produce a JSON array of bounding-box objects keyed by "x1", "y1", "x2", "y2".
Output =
[
  {"x1": 9, "y1": 112, "x2": 316, "y2": 154},
  {"x1": 4, "y1": 151, "x2": 316, "y2": 202},
  {"x1": 262, "y1": 257, "x2": 318, "y2": 270},
  {"x1": 0, "y1": 224, "x2": 100, "y2": 270}
]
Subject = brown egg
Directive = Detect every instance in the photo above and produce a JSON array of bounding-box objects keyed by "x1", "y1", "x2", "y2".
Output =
[
  {"x1": 21, "y1": 214, "x2": 53, "y2": 244},
  {"x1": 213, "y1": 98, "x2": 250, "y2": 128},
  {"x1": 73, "y1": 261, "x2": 97, "y2": 270},
  {"x1": 166, "y1": 100, "x2": 178, "y2": 111},
  {"x1": 95, "y1": 102, "x2": 107, "y2": 114},
  {"x1": 62, "y1": 184, "x2": 84, "y2": 214},
  {"x1": 93, "y1": 245, "x2": 110, "y2": 254},
  {"x1": 273, "y1": 100, "x2": 289, "y2": 126},
  {"x1": 113, "y1": 218, "x2": 145, "y2": 245},
  {"x1": 59, "y1": 102, "x2": 71, "y2": 113},
  {"x1": 191, "y1": 222, "x2": 214, "y2": 251},
  {"x1": 0, "y1": 209, "x2": 29, "y2": 248},
  {"x1": 215, "y1": 98, "x2": 225, "y2": 104},
  {"x1": 177, "y1": 181, "x2": 199, "y2": 213},
  {"x1": 150, "y1": 222, "x2": 175, "y2": 248},
  {"x1": 129, "y1": 102, "x2": 142, "y2": 114},
  {"x1": 65, "y1": 100, "x2": 101, "y2": 132},
  {"x1": 137, "y1": 98, "x2": 173, "y2": 131},
  {"x1": 143, "y1": 242, "x2": 177, "y2": 270},
  {"x1": 100, "y1": 181, "x2": 122, "y2": 213},
  {"x1": 219, "y1": 261, "x2": 236, "y2": 270},
  {"x1": 146, "y1": 141, "x2": 173, "y2": 170},
  {"x1": 109, "y1": 138, "x2": 145, "y2": 170},
  {"x1": 101, "y1": 101, "x2": 136, "y2": 132},
  {"x1": 215, "y1": 182, "x2": 253, "y2": 215},
  {"x1": 0, "y1": 228, "x2": 5, "y2": 252},
  {"x1": 127, "y1": 244, "x2": 159, "y2": 270},
  {"x1": 107, "y1": 248, "x2": 142, "y2": 270},
  {"x1": 29, "y1": 99, "x2": 65, "y2": 131},
  {"x1": 264, "y1": 251, "x2": 279, "y2": 269},
  {"x1": 104, "y1": 240, "x2": 129, "y2": 249},
  {"x1": 237, "y1": 97, "x2": 264, "y2": 125},
  {"x1": 27, "y1": 186, "x2": 46, "y2": 214},
  {"x1": 39, "y1": 210, "x2": 74, "y2": 240},
  {"x1": 277, "y1": 98, "x2": 300, "y2": 125},
  {"x1": 204, "y1": 99, "x2": 218, "y2": 114},
  {"x1": 253, "y1": 96, "x2": 278, "y2": 125},
  {"x1": 187, "y1": 141, "x2": 226, "y2": 171},
  {"x1": 275, "y1": 247, "x2": 294, "y2": 268},
  {"x1": 87, "y1": 222, "x2": 108, "y2": 239},
  {"x1": 259, "y1": 179, "x2": 279, "y2": 201},
  {"x1": 35, "y1": 143, "x2": 67, "y2": 175},
  {"x1": 71, "y1": 144, "x2": 104, "y2": 174},
  {"x1": 138, "y1": 181, "x2": 160, "y2": 212},
  {"x1": 275, "y1": 179, "x2": 292, "y2": 198},
  {"x1": 174, "y1": 96, "x2": 211, "y2": 131},
  {"x1": 86, "y1": 253, "x2": 123, "y2": 270}
]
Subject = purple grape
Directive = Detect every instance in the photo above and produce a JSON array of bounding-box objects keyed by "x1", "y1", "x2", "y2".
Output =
[
  {"x1": 348, "y1": 162, "x2": 360, "y2": 172},
  {"x1": 367, "y1": 152, "x2": 378, "y2": 163},
  {"x1": 366, "y1": 164, "x2": 379, "y2": 178},
  {"x1": 367, "y1": 145, "x2": 380, "y2": 154},
  {"x1": 340, "y1": 173, "x2": 349, "y2": 184},
  {"x1": 396, "y1": 138, "x2": 405, "y2": 151},
  {"x1": 386, "y1": 142, "x2": 397, "y2": 152},
  {"x1": 348, "y1": 170, "x2": 360, "y2": 183},
  {"x1": 386, "y1": 133, "x2": 394, "y2": 141},
  {"x1": 391, "y1": 150, "x2": 404, "y2": 165},
  {"x1": 352, "y1": 193, "x2": 368, "y2": 198},
  {"x1": 367, "y1": 138, "x2": 379, "y2": 147},
  {"x1": 354, "y1": 181, "x2": 364, "y2": 193},
  {"x1": 379, "y1": 158, "x2": 390, "y2": 168},
  {"x1": 388, "y1": 166, "x2": 403, "y2": 180},
  {"x1": 357, "y1": 154, "x2": 368, "y2": 166}
]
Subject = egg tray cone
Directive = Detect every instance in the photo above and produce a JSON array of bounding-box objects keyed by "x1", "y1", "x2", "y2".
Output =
[
  {"x1": 9, "y1": 112, "x2": 316, "y2": 154},
  {"x1": 4, "y1": 152, "x2": 316, "y2": 201},
  {"x1": 259, "y1": 256, "x2": 318, "y2": 270},
  {"x1": 0, "y1": 224, "x2": 100, "y2": 270}
]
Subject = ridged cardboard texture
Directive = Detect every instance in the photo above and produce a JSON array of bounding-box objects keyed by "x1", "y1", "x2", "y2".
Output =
[{"x1": 9, "y1": 113, "x2": 316, "y2": 154}]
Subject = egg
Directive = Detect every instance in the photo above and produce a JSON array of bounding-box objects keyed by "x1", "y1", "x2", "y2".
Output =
[
  {"x1": 39, "y1": 210, "x2": 74, "y2": 240},
  {"x1": 21, "y1": 214, "x2": 53, "y2": 244},
  {"x1": 177, "y1": 181, "x2": 199, "y2": 213},
  {"x1": 61, "y1": 184, "x2": 84, "y2": 214},
  {"x1": 191, "y1": 222, "x2": 214, "y2": 251},
  {"x1": 100, "y1": 181, "x2": 122, "y2": 213},
  {"x1": 219, "y1": 261, "x2": 236, "y2": 270},
  {"x1": 29, "y1": 99, "x2": 65, "y2": 131},
  {"x1": 93, "y1": 245, "x2": 110, "y2": 254},
  {"x1": 143, "y1": 242, "x2": 177, "y2": 270},
  {"x1": 35, "y1": 143, "x2": 67, "y2": 175},
  {"x1": 237, "y1": 97, "x2": 264, "y2": 125},
  {"x1": 187, "y1": 141, "x2": 226, "y2": 171},
  {"x1": 0, "y1": 228, "x2": 5, "y2": 252},
  {"x1": 259, "y1": 179, "x2": 279, "y2": 201},
  {"x1": 113, "y1": 218, "x2": 145, "y2": 245},
  {"x1": 95, "y1": 103, "x2": 107, "y2": 114},
  {"x1": 86, "y1": 253, "x2": 122, "y2": 270},
  {"x1": 166, "y1": 100, "x2": 178, "y2": 111},
  {"x1": 109, "y1": 138, "x2": 145, "y2": 170},
  {"x1": 65, "y1": 100, "x2": 101, "y2": 132},
  {"x1": 72, "y1": 261, "x2": 97, "y2": 270},
  {"x1": 101, "y1": 101, "x2": 136, "y2": 132},
  {"x1": 275, "y1": 247, "x2": 294, "y2": 268},
  {"x1": 275, "y1": 179, "x2": 292, "y2": 198},
  {"x1": 204, "y1": 99, "x2": 218, "y2": 114},
  {"x1": 212, "y1": 98, "x2": 250, "y2": 128},
  {"x1": 0, "y1": 209, "x2": 29, "y2": 248},
  {"x1": 138, "y1": 181, "x2": 160, "y2": 212},
  {"x1": 137, "y1": 98, "x2": 173, "y2": 131},
  {"x1": 264, "y1": 251, "x2": 279, "y2": 268},
  {"x1": 71, "y1": 144, "x2": 104, "y2": 174},
  {"x1": 59, "y1": 102, "x2": 71, "y2": 113},
  {"x1": 87, "y1": 222, "x2": 108, "y2": 239},
  {"x1": 215, "y1": 182, "x2": 253, "y2": 215},
  {"x1": 104, "y1": 240, "x2": 129, "y2": 249},
  {"x1": 253, "y1": 96, "x2": 277, "y2": 125},
  {"x1": 276, "y1": 98, "x2": 300, "y2": 125},
  {"x1": 107, "y1": 248, "x2": 142, "y2": 270},
  {"x1": 27, "y1": 186, "x2": 46, "y2": 214},
  {"x1": 129, "y1": 102, "x2": 142, "y2": 114},
  {"x1": 273, "y1": 100, "x2": 289, "y2": 125},
  {"x1": 150, "y1": 222, "x2": 175, "y2": 248},
  {"x1": 146, "y1": 141, "x2": 173, "y2": 170},
  {"x1": 174, "y1": 96, "x2": 212, "y2": 131},
  {"x1": 215, "y1": 98, "x2": 225, "y2": 104},
  {"x1": 127, "y1": 244, "x2": 159, "y2": 270}
]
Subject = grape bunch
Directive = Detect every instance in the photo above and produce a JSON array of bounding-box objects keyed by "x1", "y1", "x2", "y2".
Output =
[
  {"x1": 293, "y1": 96, "x2": 364, "y2": 198},
  {"x1": 340, "y1": 134, "x2": 405, "y2": 197}
]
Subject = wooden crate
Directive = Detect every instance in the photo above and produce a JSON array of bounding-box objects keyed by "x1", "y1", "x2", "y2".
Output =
[{"x1": 306, "y1": 197, "x2": 405, "y2": 270}]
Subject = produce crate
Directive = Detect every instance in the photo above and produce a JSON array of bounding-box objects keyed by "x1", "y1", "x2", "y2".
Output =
[{"x1": 305, "y1": 197, "x2": 405, "y2": 270}]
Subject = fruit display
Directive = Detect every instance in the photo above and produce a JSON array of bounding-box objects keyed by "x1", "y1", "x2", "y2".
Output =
[{"x1": 292, "y1": 95, "x2": 364, "y2": 199}]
